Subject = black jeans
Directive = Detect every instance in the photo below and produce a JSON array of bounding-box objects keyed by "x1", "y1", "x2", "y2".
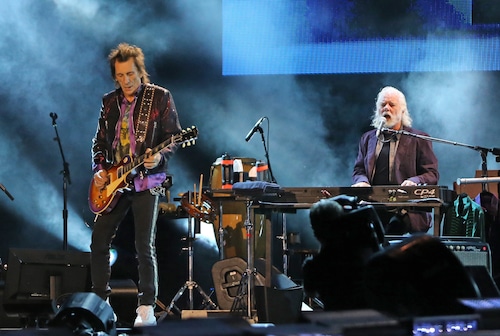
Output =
[{"x1": 90, "y1": 190, "x2": 159, "y2": 306}]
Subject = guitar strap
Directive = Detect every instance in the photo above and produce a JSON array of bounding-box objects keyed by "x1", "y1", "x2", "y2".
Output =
[
  {"x1": 135, "y1": 84, "x2": 155, "y2": 145},
  {"x1": 135, "y1": 84, "x2": 167, "y2": 196}
]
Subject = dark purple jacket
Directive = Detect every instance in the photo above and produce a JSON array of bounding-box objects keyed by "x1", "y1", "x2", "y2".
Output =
[
  {"x1": 352, "y1": 126, "x2": 439, "y2": 186},
  {"x1": 352, "y1": 126, "x2": 439, "y2": 232}
]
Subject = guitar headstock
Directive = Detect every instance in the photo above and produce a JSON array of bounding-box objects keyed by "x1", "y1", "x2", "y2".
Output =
[{"x1": 181, "y1": 126, "x2": 198, "y2": 147}]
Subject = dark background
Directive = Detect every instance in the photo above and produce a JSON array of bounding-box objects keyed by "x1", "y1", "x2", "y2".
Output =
[{"x1": 1, "y1": 0, "x2": 500, "y2": 310}]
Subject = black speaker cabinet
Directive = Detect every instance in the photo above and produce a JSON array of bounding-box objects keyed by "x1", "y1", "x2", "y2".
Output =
[
  {"x1": 254, "y1": 283, "x2": 303, "y2": 324},
  {"x1": 441, "y1": 239, "x2": 491, "y2": 274},
  {"x1": 3, "y1": 248, "x2": 91, "y2": 322},
  {"x1": 0, "y1": 280, "x2": 21, "y2": 328},
  {"x1": 253, "y1": 258, "x2": 304, "y2": 324}
]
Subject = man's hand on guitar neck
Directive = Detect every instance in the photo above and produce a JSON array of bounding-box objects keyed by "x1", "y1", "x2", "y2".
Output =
[
  {"x1": 94, "y1": 170, "x2": 109, "y2": 188},
  {"x1": 144, "y1": 148, "x2": 162, "y2": 169}
]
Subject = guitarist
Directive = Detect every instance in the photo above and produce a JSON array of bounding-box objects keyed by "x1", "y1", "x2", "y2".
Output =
[{"x1": 90, "y1": 43, "x2": 182, "y2": 327}]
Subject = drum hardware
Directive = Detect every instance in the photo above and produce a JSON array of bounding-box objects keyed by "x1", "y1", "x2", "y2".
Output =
[
  {"x1": 221, "y1": 152, "x2": 234, "y2": 189},
  {"x1": 229, "y1": 199, "x2": 257, "y2": 320},
  {"x1": 180, "y1": 191, "x2": 216, "y2": 224},
  {"x1": 156, "y1": 177, "x2": 218, "y2": 320},
  {"x1": 158, "y1": 182, "x2": 183, "y2": 217},
  {"x1": 158, "y1": 202, "x2": 178, "y2": 215}
]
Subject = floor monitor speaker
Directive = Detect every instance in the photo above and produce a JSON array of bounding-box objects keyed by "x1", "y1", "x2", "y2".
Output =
[
  {"x1": 49, "y1": 292, "x2": 115, "y2": 335},
  {"x1": 211, "y1": 257, "x2": 265, "y2": 310}
]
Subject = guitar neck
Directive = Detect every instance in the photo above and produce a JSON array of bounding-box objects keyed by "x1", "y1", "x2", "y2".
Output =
[
  {"x1": 133, "y1": 138, "x2": 176, "y2": 167},
  {"x1": 121, "y1": 128, "x2": 197, "y2": 175}
]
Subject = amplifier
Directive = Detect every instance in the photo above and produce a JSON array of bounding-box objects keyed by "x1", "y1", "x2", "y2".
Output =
[{"x1": 440, "y1": 238, "x2": 491, "y2": 274}]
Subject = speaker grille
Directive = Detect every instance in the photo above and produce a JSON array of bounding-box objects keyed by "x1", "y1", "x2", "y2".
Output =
[{"x1": 441, "y1": 239, "x2": 491, "y2": 274}]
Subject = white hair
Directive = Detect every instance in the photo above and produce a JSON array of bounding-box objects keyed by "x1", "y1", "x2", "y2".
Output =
[{"x1": 370, "y1": 86, "x2": 413, "y2": 128}]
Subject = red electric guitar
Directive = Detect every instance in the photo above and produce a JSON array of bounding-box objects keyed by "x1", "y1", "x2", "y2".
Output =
[{"x1": 88, "y1": 126, "x2": 198, "y2": 215}]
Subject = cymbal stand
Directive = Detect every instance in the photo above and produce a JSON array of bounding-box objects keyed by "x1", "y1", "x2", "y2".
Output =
[
  {"x1": 230, "y1": 199, "x2": 256, "y2": 320},
  {"x1": 157, "y1": 192, "x2": 218, "y2": 321}
]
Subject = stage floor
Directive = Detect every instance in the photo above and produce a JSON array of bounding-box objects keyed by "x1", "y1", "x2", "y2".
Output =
[{"x1": 2, "y1": 306, "x2": 500, "y2": 336}]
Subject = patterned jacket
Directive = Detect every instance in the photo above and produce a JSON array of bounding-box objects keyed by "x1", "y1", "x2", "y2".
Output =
[{"x1": 91, "y1": 83, "x2": 182, "y2": 190}]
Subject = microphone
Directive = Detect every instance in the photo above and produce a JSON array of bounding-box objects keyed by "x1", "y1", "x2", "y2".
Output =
[
  {"x1": 50, "y1": 112, "x2": 58, "y2": 125},
  {"x1": 491, "y1": 147, "x2": 500, "y2": 156},
  {"x1": 245, "y1": 116, "x2": 265, "y2": 142},
  {"x1": 376, "y1": 117, "x2": 386, "y2": 137}
]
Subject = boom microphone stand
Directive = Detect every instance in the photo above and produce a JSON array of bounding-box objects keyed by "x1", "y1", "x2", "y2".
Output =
[
  {"x1": 245, "y1": 117, "x2": 277, "y2": 183},
  {"x1": 257, "y1": 123, "x2": 277, "y2": 184},
  {"x1": 384, "y1": 127, "x2": 500, "y2": 183},
  {"x1": 50, "y1": 112, "x2": 71, "y2": 251},
  {"x1": 0, "y1": 183, "x2": 14, "y2": 201}
]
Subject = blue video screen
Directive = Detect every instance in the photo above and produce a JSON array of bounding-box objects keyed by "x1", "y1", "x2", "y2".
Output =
[{"x1": 223, "y1": 0, "x2": 500, "y2": 75}]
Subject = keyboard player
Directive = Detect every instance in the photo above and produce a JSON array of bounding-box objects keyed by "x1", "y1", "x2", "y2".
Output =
[{"x1": 350, "y1": 86, "x2": 439, "y2": 234}]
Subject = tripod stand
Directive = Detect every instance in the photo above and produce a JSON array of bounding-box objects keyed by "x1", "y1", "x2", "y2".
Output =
[{"x1": 157, "y1": 193, "x2": 218, "y2": 321}]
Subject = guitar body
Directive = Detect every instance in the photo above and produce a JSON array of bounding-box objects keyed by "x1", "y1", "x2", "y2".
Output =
[
  {"x1": 88, "y1": 156, "x2": 133, "y2": 215},
  {"x1": 88, "y1": 126, "x2": 198, "y2": 215},
  {"x1": 88, "y1": 182, "x2": 123, "y2": 215}
]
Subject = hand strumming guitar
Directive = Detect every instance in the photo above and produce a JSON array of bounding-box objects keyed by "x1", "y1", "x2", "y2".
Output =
[
  {"x1": 93, "y1": 149, "x2": 161, "y2": 188},
  {"x1": 94, "y1": 170, "x2": 109, "y2": 188}
]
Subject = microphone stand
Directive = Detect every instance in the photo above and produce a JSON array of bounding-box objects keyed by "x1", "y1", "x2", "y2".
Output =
[
  {"x1": 256, "y1": 126, "x2": 277, "y2": 184},
  {"x1": 50, "y1": 113, "x2": 71, "y2": 250},
  {"x1": 0, "y1": 183, "x2": 14, "y2": 201},
  {"x1": 384, "y1": 128, "x2": 500, "y2": 192}
]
